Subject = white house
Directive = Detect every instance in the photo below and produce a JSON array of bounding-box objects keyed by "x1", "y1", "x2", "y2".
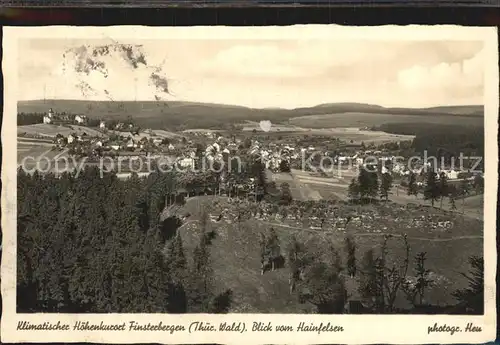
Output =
[
  {"x1": 442, "y1": 169, "x2": 459, "y2": 180},
  {"x1": 178, "y1": 157, "x2": 195, "y2": 169},
  {"x1": 67, "y1": 134, "x2": 75, "y2": 144},
  {"x1": 75, "y1": 115, "x2": 87, "y2": 124},
  {"x1": 168, "y1": 143, "x2": 175, "y2": 151},
  {"x1": 127, "y1": 138, "x2": 137, "y2": 149},
  {"x1": 99, "y1": 121, "x2": 106, "y2": 129}
]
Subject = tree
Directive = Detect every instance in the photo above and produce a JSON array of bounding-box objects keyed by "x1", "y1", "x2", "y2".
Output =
[
  {"x1": 438, "y1": 172, "x2": 449, "y2": 209},
  {"x1": 287, "y1": 235, "x2": 309, "y2": 294},
  {"x1": 279, "y1": 182, "x2": 293, "y2": 205},
  {"x1": 402, "y1": 252, "x2": 433, "y2": 306},
  {"x1": 265, "y1": 228, "x2": 281, "y2": 271},
  {"x1": 407, "y1": 172, "x2": 418, "y2": 198},
  {"x1": 279, "y1": 159, "x2": 291, "y2": 173},
  {"x1": 358, "y1": 249, "x2": 382, "y2": 310},
  {"x1": 473, "y1": 174, "x2": 484, "y2": 194},
  {"x1": 348, "y1": 178, "x2": 360, "y2": 202},
  {"x1": 452, "y1": 256, "x2": 484, "y2": 314},
  {"x1": 357, "y1": 165, "x2": 379, "y2": 201},
  {"x1": 379, "y1": 173, "x2": 393, "y2": 201},
  {"x1": 448, "y1": 184, "x2": 458, "y2": 211},
  {"x1": 344, "y1": 236, "x2": 357, "y2": 278},
  {"x1": 423, "y1": 169, "x2": 440, "y2": 207},
  {"x1": 299, "y1": 261, "x2": 347, "y2": 313},
  {"x1": 190, "y1": 217, "x2": 214, "y2": 313}
]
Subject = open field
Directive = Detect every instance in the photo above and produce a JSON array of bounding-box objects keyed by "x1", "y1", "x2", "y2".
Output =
[
  {"x1": 289, "y1": 112, "x2": 484, "y2": 129},
  {"x1": 175, "y1": 195, "x2": 483, "y2": 312},
  {"x1": 18, "y1": 123, "x2": 106, "y2": 138}
]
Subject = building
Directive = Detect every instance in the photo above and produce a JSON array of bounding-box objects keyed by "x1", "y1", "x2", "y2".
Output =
[
  {"x1": 43, "y1": 108, "x2": 54, "y2": 124},
  {"x1": 99, "y1": 121, "x2": 106, "y2": 129},
  {"x1": 177, "y1": 157, "x2": 195, "y2": 169},
  {"x1": 75, "y1": 115, "x2": 87, "y2": 124}
]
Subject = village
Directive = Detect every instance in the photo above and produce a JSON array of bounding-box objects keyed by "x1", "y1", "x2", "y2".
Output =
[{"x1": 20, "y1": 108, "x2": 480, "y2": 187}]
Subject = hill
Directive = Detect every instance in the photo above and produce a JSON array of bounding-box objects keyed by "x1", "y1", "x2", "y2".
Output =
[
  {"x1": 175, "y1": 195, "x2": 483, "y2": 312},
  {"x1": 18, "y1": 100, "x2": 484, "y2": 131}
]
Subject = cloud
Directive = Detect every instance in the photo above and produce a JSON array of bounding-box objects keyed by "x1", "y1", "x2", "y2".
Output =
[{"x1": 397, "y1": 49, "x2": 484, "y2": 91}]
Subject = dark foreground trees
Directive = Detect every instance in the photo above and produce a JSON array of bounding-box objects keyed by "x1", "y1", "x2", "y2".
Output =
[{"x1": 17, "y1": 167, "x2": 230, "y2": 313}]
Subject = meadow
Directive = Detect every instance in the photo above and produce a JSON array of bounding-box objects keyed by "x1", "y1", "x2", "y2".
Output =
[{"x1": 289, "y1": 112, "x2": 484, "y2": 129}]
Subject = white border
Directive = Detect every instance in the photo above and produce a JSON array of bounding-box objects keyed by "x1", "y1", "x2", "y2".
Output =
[{"x1": 2, "y1": 25, "x2": 498, "y2": 344}]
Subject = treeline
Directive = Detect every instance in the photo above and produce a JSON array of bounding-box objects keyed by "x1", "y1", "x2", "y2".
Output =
[
  {"x1": 17, "y1": 167, "x2": 231, "y2": 313},
  {"x1": 375, "y1": 123, "x2": 484, "y2": 165},
  {"x1": 348, "y1": 164, "x2": 484, "y2": 209},
  {"x1": 17, "y1": 112, "x2": 45, "y2": 125}
]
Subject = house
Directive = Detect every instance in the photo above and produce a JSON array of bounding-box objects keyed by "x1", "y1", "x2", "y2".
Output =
[
  {"x1": 127, "y1": 138, "x2": 137, "y2": 149},
  {"x1": 177, "y1": 157, "x2": 195, "y2": 169},
  {"x1": 99, "y1": 121, "x2": 106, "y2": 129},
  {"x1": 67, "y1": 134, "x2": 75, "y2": 144},
  {"x1": 168, "y1": 143, "x2": 175, "y2": 151},
  {"x1": 41, "y1": 108, "x2": 54, "y2": 124},
  {"x1": 115, "y1": 123, "x2": 125, "y2": 130},
  {"x1": 75, "y1": 115, "x2": 87, "y2": 124},
  {"x1": 441, "y1": 169, "x2": 459, "y2": 180},
  {"x1": 153, "y1": 138, "x2": 163, "y2": 146},
  {"x1": 43, "y1": 115, "x2": 52, "y2": 124}
]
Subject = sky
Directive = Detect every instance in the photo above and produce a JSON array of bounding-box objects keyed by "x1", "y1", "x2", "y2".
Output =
[{"x1": 18, "y1": 38, "x2": 485, "y2": 109}]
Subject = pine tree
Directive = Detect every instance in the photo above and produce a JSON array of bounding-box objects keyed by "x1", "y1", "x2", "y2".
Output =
[
  {"x1": 438, "y1": 172, "x2": 449, "y2": 209},
  {"x1": 452, "y1": 256, "x2": 483, "y2": 314},
  {"x1": 424, "y1": 169, "x2": 440, "y2": 207},
  {"x1": 348, "y1": 178, "x2": 360, "y2": 202},
  {"x1": 414, "y1": 252, "x2": 433, "y2": 306},
  {"x1": 266, "y1": 228, "x2": 281, "y2": 271},
  {"x1": 190, "y1": 226, "x2": 214, "y2": 312},
  {"x1": 379, "y1": 173, "x2": 393, "y2": 201},
  {"x1": 358, "y1": 249, "x2": 381, "y2": 310},
  {"x1": 344, "y1": 236, "x2": 356, "y2": 278},
  {"x1": 407, "y1": 172, "x2": 418, "y2": 198},
  {"x1": 357, "y1": 165, "x2": 378, "y2": 202}
]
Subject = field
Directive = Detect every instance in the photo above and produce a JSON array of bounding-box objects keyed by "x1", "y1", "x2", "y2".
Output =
[
  {"x1": 174, "y1": 195, "x2": 483, "y2": 313},
  {"x1": 18, "y1": 123, "x2": 106, "y2": 138},
  {"x1": 289, "y1": 112, "x2": 484, "y2": 129}
]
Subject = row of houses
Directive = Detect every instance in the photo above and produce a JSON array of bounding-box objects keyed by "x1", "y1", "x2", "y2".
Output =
[{"x1": 43, "y1": 109, "x2": 88, "y2": 125}]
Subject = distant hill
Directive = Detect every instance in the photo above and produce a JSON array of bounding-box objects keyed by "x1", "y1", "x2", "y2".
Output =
[{"x1": 18, "y1": 100, "x2": 484, "y2": 131}]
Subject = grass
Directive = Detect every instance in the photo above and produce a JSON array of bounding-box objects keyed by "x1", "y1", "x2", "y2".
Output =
[
  {"x1": 18, "y1": 123, "x2": 106, "y2": 138},
  {"x1": 174, "y1": 195, "x2": 483, "y2": 313},
  {"x1": 289, "y1": 112, "x2": 483, "y2": 129}
]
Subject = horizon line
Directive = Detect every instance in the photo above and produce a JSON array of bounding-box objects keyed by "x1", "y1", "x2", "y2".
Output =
[{"x1": 18, "y1": 99, "x2": 484, "y2": 111}]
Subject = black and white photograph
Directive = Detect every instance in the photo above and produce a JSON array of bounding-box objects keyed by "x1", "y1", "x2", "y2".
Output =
[{"x1": 2, "y1": 25, "x2": 497, "y2": 344}]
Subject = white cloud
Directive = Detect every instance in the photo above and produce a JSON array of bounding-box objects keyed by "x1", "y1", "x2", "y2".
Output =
[{"x1": 397, "y1": 49, "x2": 484, "y2": 91}]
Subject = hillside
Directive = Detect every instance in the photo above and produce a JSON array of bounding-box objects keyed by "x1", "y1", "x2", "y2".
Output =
[
  {"x1": 174, "y1": 195, "x2": 483, "y2": 312},
  {"x1": 18, "y1": 100, "x2": 484, "y2": 130}
]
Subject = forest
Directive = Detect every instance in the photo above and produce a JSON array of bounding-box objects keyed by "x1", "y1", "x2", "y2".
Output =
[
  {"x1": 17, "y1": 167, "x2": 232, "y2": 313},
  {"x1": 375, "y1": 123, "x2": 484, "y2": 166}
]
